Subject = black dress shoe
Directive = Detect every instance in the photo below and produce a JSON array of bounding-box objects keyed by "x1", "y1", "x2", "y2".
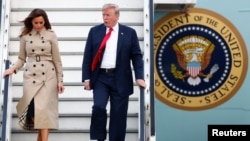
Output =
[{"x1": 97, "y1": 140, "x2": 104, "y2": 141}]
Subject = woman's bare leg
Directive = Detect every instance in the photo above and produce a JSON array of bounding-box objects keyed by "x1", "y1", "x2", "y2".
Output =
[
  {"x1": 40, "y1": 129, "x2": 49, "y2": 141},
  {"x1": 37, "y1": 129, "x2": 49, "y2": 141},
  {"x1": 32, "y1": 118, "x2": 49, "y2": 141},
  {"x1": 37, "y1": 130, "x2": 41, "y2": 141}
]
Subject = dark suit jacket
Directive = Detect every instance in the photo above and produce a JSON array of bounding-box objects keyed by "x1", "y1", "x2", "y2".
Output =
[{"x1": 82, "y1": 23, "x2": 144, "y2": 96}]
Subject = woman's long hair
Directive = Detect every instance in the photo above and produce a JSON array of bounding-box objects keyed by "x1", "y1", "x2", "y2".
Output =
[{"x1": 19, "y1": 8, "x2": 51, "y2": 37}]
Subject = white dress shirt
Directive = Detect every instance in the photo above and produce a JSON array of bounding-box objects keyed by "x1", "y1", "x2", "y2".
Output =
[{"x1": 100, "y1": 23, "x2": 119, "y2": 69}]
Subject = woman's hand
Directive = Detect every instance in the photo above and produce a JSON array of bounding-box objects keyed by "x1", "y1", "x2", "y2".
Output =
[
  {"x1": 3, "y1": 68, "x2": 15, "y2": 77},
  {"x1": 58, "y1": 82, "x2": 65, "y2": 94}
]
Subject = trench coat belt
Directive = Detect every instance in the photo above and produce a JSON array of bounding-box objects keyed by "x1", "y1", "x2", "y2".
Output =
[{"x1": 27, "y1": 55, "x2": 52, "y2": 62}]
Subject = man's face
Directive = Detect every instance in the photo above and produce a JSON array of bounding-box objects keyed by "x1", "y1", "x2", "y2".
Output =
[{"x1": 102, "y1": 8, "x2": 119, "y2": 28}]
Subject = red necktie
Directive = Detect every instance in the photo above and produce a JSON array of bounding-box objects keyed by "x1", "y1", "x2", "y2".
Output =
[{"x1": 91, "y1": 28, "x2": 113, "y2": 71}]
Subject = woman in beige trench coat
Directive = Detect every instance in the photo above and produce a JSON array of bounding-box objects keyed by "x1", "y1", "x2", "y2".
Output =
[{"x1": 3, "y1": 8, "x2": 64, "y2": 141}]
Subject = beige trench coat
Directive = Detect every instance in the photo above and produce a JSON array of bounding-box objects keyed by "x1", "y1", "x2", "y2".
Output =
[{"x1": 12, "y1": 28, "x2": 63, "y2": 130}]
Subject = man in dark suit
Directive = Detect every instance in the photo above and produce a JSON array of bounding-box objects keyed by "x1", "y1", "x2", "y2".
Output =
[{"x1": 82, "y1": 3, "x2": 146, "y2": 141}]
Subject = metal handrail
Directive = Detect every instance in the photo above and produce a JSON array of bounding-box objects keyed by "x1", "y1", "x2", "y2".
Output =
[
  {"x1": 139, "y1": 87, "x2": 145, "y2": 141},
  {"x1": 149, "y1": 0, "x2": 155, "y2": 136},
  {"x1": 1, "y1": 60, "x2": 10, "y2": 141},
  {"x1": 1, "y1": 0, "x2": 12, "y2": 140}
]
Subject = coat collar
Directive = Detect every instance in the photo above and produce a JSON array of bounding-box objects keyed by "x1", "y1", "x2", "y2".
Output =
[{"x1": 30, "y1": 28, "x2": 47, "y2": 36}]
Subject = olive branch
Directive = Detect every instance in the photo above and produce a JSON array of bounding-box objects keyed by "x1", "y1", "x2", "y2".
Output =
[{"x1": 171, "y1": 64, "x2": 185, "y2": 82}]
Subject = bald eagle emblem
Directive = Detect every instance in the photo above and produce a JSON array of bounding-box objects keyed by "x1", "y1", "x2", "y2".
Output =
[{"x1": 171, "y1": 36, "x2": 219, "y2": 86}]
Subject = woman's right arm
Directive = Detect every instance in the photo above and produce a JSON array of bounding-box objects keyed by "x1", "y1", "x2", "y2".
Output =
[{"x1": 3, "y1": 37, "x2": 27, "y2": 77}]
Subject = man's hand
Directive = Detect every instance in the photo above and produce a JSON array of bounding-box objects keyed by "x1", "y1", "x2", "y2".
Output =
[
  {"x1": 84, "y1": 80, "x2": 91, "y2": 90},
  {"x1": 136, "y1": 79, "x2": 146, "y2": 88}
]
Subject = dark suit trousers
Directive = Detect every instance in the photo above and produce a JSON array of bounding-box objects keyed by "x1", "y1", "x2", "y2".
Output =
[{"x1": 90, "y1": 71, "x2": 129, "y2": 141}]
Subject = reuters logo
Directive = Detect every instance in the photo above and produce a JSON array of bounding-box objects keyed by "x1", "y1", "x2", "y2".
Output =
[{"x1": 154, "y1": 8, "x2": 248, "y2": 110}]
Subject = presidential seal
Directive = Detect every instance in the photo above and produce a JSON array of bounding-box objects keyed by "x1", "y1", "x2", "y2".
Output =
[{"x1": 154, "y1": 8, "x2": 248, "y2": 110}]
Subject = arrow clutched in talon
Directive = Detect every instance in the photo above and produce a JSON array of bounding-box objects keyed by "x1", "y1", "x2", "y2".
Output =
[{"x1": 204, "y1": 64, "x2": 219, "y2": 82}]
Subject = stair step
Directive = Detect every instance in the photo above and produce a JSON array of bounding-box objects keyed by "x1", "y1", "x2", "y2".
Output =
[
  {"x1": 11, "y1": 130, "x2": 138, "y2": 141},
  {"x1": 12, "y1": 98, "x2": 140, "y2": 114},
  {"x1": 11, "y1": 85, "x2": 140, "y2": 99},
  {"x1": 12, "y1": 113, "x2": 139, "y2": 130}
]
